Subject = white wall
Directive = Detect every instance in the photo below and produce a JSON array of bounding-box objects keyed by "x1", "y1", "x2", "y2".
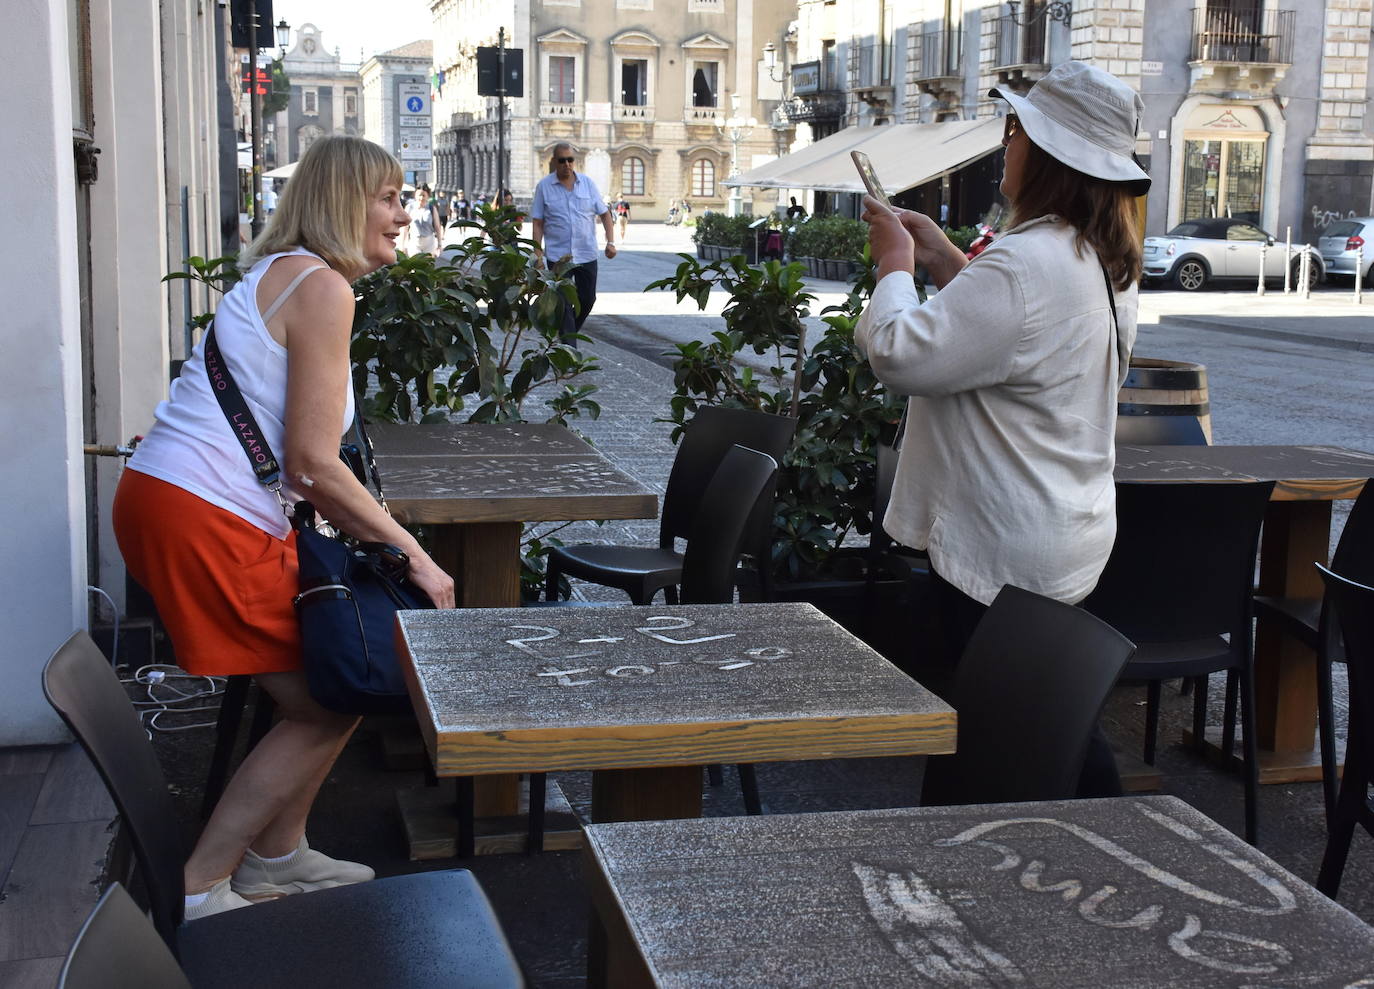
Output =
[
  {"x1": 1, "y1": 0, "x2": 87, "y2": 744},
  {"x1": 88, "y1": 0, "x2": 172, "y2": 611}
]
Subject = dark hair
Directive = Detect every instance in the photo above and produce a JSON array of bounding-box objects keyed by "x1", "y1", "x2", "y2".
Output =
[{"x1": 1008, "y1": 140, "x2": 1142, "y2": 291}]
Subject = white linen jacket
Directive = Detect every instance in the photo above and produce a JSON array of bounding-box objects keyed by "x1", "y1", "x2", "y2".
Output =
[{"x1": 855, "y1": 215, "x2": 1137, "y2": 605}]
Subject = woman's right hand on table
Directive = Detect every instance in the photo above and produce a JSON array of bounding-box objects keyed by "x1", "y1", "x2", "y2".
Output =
[{"x1": 408, "y1": 553, "x2": 456, "y2": 609}]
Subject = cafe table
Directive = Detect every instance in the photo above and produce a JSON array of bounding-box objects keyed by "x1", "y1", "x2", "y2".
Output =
[
  {"x1": 394, "y1": 602, "x2": 956, "y2": 855},
  {"x1": 583, "y1": 794, "x2": 1374, "y2": 987},
  {"x1": 1115, "y1": 444, "x2": 1374, "y2": 782},
  {"x1": 369, "y1": 422, "x2": 659, "y2": 842}
]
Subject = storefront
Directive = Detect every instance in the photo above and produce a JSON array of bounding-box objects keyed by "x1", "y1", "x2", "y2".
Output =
[{"x1": 1172, "y1": 102, "x2": 1276, "y2": 229}]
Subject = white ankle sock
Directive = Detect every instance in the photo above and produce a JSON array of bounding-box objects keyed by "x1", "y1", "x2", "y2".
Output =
[
  {"x1": 252, "y1": 846, "x2": 298, "y2": 864},
  {"x1": 185, "y1": 889, "x2": 212, "y2": 907}
]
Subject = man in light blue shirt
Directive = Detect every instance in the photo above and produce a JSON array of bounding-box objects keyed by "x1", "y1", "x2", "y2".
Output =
[{"x1": 531, "y1": 142, "x2": 617, "y2": 342}]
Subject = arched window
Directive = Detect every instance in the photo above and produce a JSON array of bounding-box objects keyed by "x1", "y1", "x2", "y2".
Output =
[
  {"x1": 621, "y1": 156, "x2": 645, "y2": 196},
  {"x1": 690, "y1": 158, "x2": 715, "y2": 198}
]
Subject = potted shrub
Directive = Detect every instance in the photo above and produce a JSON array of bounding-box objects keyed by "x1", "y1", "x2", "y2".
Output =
[{"x1": 646, "y1": 251, "x2": 925, "y2": 595}]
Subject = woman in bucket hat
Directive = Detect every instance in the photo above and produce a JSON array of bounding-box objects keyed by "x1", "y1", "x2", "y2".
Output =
[{"x1": 857, "y1": 61, "x2": 1149, "y2": 797}]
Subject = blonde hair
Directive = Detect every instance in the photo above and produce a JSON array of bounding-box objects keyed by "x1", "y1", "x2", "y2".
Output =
[{"x1": 241, "y1": 135, "x2": 403, "y2": 280}]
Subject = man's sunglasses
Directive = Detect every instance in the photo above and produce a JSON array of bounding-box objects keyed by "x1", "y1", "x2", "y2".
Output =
[{"x1": 556, "y1": 156, "x2": 576, "y2": 164}]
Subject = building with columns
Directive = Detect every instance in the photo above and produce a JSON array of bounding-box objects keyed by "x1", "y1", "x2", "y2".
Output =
[
  {"x1": 272, "y1": 23, "x2": 364, "y2": 167},
  {"x1": 765, "y1": 0, "x2": 1372, "y2": 238},
  {"x1": 432, "y1": 0, "x2": 794, "y2": 218}
]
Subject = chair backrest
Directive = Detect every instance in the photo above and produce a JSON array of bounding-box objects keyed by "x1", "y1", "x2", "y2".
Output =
[
  {"x1": 1317, "y1": 563, "x2": 1374, "y2": 776},
  {"x1": 679, "y1": 445, "x2": 779, "y2": 604},
  {"x1": 920, "y1": 584, "x2": 1136, "y2": 806},
  {"x1": 42, "y1": 632, "x2": 186, "y2": 943},
  {"x1": 1082, "y1": 480, "x2": 1275, "y2": 643},
  {"x1": 660, "y1": 406, "x2": 796, "y2": 548},
  {"x1": 1115, "y1": 414, "x2": 1209, "y2": 446},
  {"x1": 59, "y1": 883, "x2": 191, "y2": 989},
  {"x1": 1330, "y1": 481, "x2": 1374, "y2": 586}
]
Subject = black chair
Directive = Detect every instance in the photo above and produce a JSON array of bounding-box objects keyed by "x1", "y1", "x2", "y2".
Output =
[
  {"x1": 920, "y1": 584, "x2": 1135, "y2": 807},
  {"x1": 544, "y1": 406, "x2": 795, "y2": 604},
  {"x1": 1314, "y1": 564, "x2": 1374, "y2": 898},
  {"x1": 42, "y1": 631, "x2": 525, "y2": 989},
  {"x1": 1254, "y1": 482, "x2": 1374, "y2": 826},
  {"x1": 60, "y1": 883, "x2": 190, "y2": 989},
  {"x1": 527, "y1": 445, "x2": 780, "y2": 847},
  {"x1": 201, "y1": 675, "x2": 274, "y2": 818},
  {"x1": 1115, "y1": 414, "x2": 1209, "y2": 446},
  {"x1": 1082, "y1": 480, "x2": 1275, "y2": 845}
]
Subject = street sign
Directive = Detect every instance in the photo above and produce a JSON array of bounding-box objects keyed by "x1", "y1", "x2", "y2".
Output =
[
  {"x1": 399, "y1": 115, "x2": 431, "y2": 128},
  {"x1": 399, "y1": 132, "x2": 432, "y2": 159},
  {"x1": 398, "y1": 83, "x2": 429, "y2": 117}
]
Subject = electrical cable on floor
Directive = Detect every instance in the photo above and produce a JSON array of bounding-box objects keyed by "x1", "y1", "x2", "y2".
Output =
[{"x1": 87, "y1": 585, "x2": 119, "y2": 668}]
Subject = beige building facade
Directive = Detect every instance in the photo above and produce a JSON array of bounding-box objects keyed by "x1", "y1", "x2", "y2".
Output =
[
  {"x1": 433, "y1": 0, "x2": 794, "y2": 217},
  {"x1": 272, "y1": 24, "x2": 364, "y2": 169}
]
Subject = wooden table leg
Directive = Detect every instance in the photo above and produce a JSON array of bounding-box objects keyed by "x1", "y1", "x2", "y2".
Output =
[
  {"x1": 1196, "y1": 500, "x2": 1334, "y2": 783},
  {"x1": 431, "y1": 522, "x2": 524, "y2": 816},
  {"x1": 588, "y1": 766, "x2": 703, "y2": 988}
]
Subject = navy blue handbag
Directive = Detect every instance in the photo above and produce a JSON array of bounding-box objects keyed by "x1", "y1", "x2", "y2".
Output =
[{"x1": 204, "y1": 326, "x2": 432, "y2": 715}]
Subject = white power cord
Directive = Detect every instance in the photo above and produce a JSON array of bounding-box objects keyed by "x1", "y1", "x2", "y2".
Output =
[{"x1": 87, "y1": 585, "x2": 120, "y2": 668}]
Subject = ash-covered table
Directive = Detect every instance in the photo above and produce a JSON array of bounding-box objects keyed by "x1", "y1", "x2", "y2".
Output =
[
  {"x1": 370, "y1": 422, "x2": 658, "y2": 848},
  {"x1": 584, "y1": 795, "x2": 1374, "y2": 987},
  {"x1": 369, "y1": 422, "x2": 657, "y2": 607},
  {"x1": 1115, "y1": 444, "x2": 1374, "y2": 783},
  {"x1": 396, "y1": 603, "x2": 955, "y2": 851}
]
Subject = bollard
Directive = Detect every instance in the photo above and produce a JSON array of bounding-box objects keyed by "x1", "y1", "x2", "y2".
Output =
[
  {"x1": 1284, "y1": 227, "x2": 1292, "y2": 294},
  {"x1": 1257, "y1": 242, "x2": 1267, "y2": 295},
  {"x1": 1300, "y1": 248, "x2": 1312, "y2": 300},
  {"x1": 1357, "y1": 244, "x2": 1364, "y2": 306}
]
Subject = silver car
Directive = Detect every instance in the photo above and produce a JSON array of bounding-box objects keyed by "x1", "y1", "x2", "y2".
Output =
[
  {"x1": 1318, "y1": 217, "x2": 1374, "y2": 283},
  {"x1": 1143, "y1": 217, "x2": 1323, "y2": 292}
]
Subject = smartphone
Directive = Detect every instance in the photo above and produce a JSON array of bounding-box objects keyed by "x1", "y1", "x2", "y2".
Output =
[{"x1": 851, "y1": 151, "x2": 892, "y2": 209}]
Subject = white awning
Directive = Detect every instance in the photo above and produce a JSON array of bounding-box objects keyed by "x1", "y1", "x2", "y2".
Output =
[
  {"x1": 264, "y1": 160, "x2": 297, "y2": 179},
  {"x1": 724, "y1": 117, "x2": 1004, "y2": 195}
]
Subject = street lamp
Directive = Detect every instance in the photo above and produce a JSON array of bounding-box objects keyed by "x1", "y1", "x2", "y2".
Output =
[
  {"x1": 762, "y1": 41, "x2": 785, "y2": 83},
  {"x1": 276, "y1": 18, "x2": 290, "y2": 50},
  {"x1": 717, "y1": 94, "x2": 756, "y2": 218}
]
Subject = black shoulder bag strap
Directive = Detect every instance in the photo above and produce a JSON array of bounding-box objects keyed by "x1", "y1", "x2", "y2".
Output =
[{"x1": 203, "y1": 324, "x2": 291, "y2": 514}]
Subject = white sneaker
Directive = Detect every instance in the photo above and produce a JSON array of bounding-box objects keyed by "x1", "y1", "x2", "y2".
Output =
[
  {"x1": 184, "y1": 876, "x2": 252, "y2": 921},
  {"x1": 230, "y1": 836, "x2": 374, "y2": 899}
]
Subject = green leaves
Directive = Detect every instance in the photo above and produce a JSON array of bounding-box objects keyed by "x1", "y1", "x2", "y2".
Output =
[{"x1": 649, "y1": 245, "x2": 903, "y2": 582}]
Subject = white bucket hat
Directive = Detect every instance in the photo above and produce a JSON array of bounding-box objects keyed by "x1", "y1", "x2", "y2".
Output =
[{"x1": 989, "y1": 61, "x2": 1150, "y2": 197}]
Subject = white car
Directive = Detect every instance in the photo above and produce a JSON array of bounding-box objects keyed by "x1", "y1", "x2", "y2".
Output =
[
  {"x1": 1142, "y1": 217, "x2": 1323, "y2": 292},
  {"x1": 1318, "y1": 217, "x2": 1374, "y2": 283}
]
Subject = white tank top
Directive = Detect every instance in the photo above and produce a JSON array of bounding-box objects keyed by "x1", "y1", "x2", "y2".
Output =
[{"x1": 128, "y1": 249, "x2": 355, "y2": 539}]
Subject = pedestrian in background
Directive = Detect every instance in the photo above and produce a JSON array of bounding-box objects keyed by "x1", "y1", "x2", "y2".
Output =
[
  {"x1": 531, "y1": 142, "x2": 617, "y2": 344},
  {"x1": 615, "y1": 194, "x2": 631, "y2": 241},
  {"x1": 402, "y1": 185, "x2": 442, "y2": 257}
]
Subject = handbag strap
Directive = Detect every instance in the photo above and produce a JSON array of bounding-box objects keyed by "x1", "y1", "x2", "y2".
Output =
[{"x1": 204, "y1": 324, "x2": 288, "y2": 511}]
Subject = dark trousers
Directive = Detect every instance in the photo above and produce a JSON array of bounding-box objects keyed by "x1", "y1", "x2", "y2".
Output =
[
  {"x1": 559, "y1": 261, "x2": 598, "y2": 343},
  {"x1": 930, "y1": 569, "x2": 1123, "y2": 799}
]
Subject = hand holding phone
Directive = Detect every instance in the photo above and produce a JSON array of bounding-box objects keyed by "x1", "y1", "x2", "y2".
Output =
[{"x1": 851, "y1": 151, "x2": 892, "y2": 210}]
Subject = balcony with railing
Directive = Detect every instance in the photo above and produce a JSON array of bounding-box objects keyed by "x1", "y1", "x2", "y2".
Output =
[
  {"x1": 852, "y1": 42, "x2": 895, "y2": 92},
  {"x1": 684, "y1": 105, "x2": 723, "y2": 125},
  {"x1": 1189, "y1": 6, "x2": 1293, "y2": 91},
  {"x1": 990, "y1": 14, "x2": 1049, "y2": 76},
  {"x1": 783, "y1": 59, "x2": 847, "y2": 123},
  {"x1": 1192, "y1": 7, "x2": 1293, "y2": 64},
  {"x1": 539, "y1": 101, "x2": 582, "y2": 120},
  {"x1": 915, "y1": 27, "x2": 963, "y2": 83},
  {"x1": 614, "y1": 104, "x2": 654, "y2": 122}
]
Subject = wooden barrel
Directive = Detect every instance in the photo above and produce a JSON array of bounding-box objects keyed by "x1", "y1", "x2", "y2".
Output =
[{"x1": 1117, "y1": 356, "x2": 1212, "y2": 442}]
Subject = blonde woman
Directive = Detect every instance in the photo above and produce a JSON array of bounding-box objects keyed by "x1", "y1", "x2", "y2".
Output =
[{"x1": 114, "y1": 135, "x2": 455, "y2": 920}]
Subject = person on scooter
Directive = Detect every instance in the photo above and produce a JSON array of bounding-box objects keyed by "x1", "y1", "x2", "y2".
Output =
[{"x1": 856, "y1": 61, "x2": 1149, "y2": 798}]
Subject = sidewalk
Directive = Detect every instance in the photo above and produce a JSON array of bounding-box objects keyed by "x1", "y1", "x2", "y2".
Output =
[{"x1": 1139, "y1": 287, "x2": 1374, "y2": 351}]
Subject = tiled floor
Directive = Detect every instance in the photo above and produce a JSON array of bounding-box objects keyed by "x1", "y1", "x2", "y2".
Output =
[{"x1": 0, "y1": 744, "x2": 116, "y2": 985}]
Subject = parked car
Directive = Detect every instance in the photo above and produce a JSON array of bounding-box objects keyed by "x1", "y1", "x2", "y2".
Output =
[
  {"x1": 1142, "y1": 217, "x2": 1324, "y2": 292},
  {"x1": 1318, "y1": 217, "x2": 1374, "y2": 283}
]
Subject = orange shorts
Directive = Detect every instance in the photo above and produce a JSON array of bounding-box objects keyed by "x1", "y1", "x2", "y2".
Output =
[{"x1": 113, "y1": 469, "x2": 302, "y2": 677}]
